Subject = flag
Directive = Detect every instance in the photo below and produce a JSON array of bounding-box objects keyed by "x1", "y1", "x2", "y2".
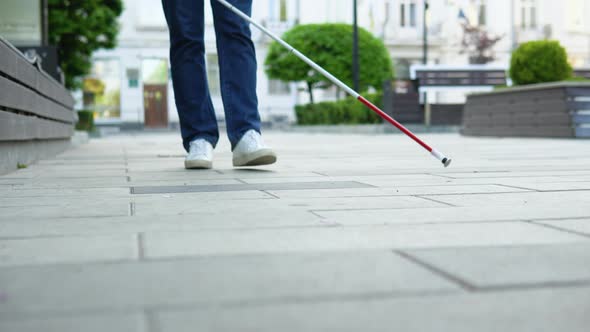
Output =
[{"x1": 458, "y1": 9, "x2": 470, "y2": 25}]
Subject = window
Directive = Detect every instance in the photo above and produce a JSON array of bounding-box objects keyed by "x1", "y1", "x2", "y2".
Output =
[
  {"x1": 142, "y1": 59, "x2": 168, "y2": 85},
  {"x1": 279, "y1": 0, "x2": 287, "y2": 22},
  {"x1": 0, "y1": 0, "x2": 41, "y2": 46},
  {"x1": 394, "y1": 59, "x2": 412, "y2": 80},
  {"x1": 206, "y1": 54, "x2": 220, "y2": 95},
  {"x1": 520, "y1": 0, "x2": 537, "y2": 29},
  {"x1": 400, "y1": 4, "x2": 406, "y2": 27},
  {"x1": 409, "y1": 3, "x2": 416, "y2": 27},
  {"x1": 478, "y1": 1, "x2": 487, "y2": 26},
  {"x1": 83, "y1": 59, "x2": 121, "y2": 120},
  {"x1": 126, "y1": 68, "x2": 139, "y2": 88},
  {"x1": 268, "y1": 79, "x2": 290, "y2": 95},
  {"x1": 269, "y1": 0, "x2": 288, "y2": 22},
  {"x1": 463, "y1": 0, "x2": 486, "y2": 27},
  {"x1": 399, "y1": 1, "x2": 417, "y2": 28}
]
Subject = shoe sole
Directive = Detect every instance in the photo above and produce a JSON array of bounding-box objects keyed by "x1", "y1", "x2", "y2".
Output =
[
  {"x1": 233, "y1": 149, "x2": 277, "y2": 167},
  {"x1": 184, "y1": 159, "x2": 213, "y2": 169}
]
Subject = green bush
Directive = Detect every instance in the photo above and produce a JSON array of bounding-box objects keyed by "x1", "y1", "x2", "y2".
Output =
[
  {"x1": 295, "y1": 93, "x2": 383, "y2": 125},
  {"x1": 566, "y1": 76, "x2": 590, "y2": 82},
  {"x1": 509, "y1": 40, "x2": 572, "y2": 85},
  {"x1": 75, "y1": 110, "x2": 95, "y2": 132}
]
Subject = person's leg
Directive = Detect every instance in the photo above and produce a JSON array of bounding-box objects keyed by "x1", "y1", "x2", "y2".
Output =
[
  {"x1": 210, "y1": 0, "x2": 261, "y2": 149},
  {"x1": 162, "y1": 0, "x2": 219, "y2": 152}
]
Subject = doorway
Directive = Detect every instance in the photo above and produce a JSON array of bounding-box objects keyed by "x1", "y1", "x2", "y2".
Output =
[
  {"x1": 143, "y1": 84, "x2": 168, "y2": 128},
  {"x1": 142, "y1": 58, "x2": 169, "y2": 128}
]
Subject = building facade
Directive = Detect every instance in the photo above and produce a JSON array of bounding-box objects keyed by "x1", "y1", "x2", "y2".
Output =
[{"x1": 82, "y1": 0, "x2": 590, "y2": 127}]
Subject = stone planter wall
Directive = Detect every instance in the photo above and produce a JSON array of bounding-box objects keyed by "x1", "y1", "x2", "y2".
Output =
[
  {"x1": 0, "y1": 37, "x2": 76, "y2": 173},
  {"x1": 462, "y1": 82, "x2": 590, "y2": 138}
]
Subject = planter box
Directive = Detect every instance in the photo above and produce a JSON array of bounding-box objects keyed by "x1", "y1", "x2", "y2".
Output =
[
  {"x1": 462, "y1": 82, "x2": 590, "y2": 138},
  {"x1": 0, "y1": 37, "x2": 75, "y2": 174}
]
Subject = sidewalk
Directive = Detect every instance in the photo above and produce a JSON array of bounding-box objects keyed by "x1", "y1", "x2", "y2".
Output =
[{"x1": 1, "y1": 131, "x2": 589, "y2": 331}]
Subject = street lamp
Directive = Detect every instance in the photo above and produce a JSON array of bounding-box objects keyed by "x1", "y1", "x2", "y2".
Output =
[
  {"x1": 423, "y1": 1, "x2": 429, "y2": 64},
  {"x1": 353, "y1": 0, "x2": 360, "y2": 91},
  {"x1": 41, "y1": 0, "x2": 48, "y2": 46},
  {"x1": 422, "y1": 1, "x2": 430, "y2": 126}
]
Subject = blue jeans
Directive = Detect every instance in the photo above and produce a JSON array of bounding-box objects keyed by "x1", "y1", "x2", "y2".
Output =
[{"x1": 162, "y1": 0, "x2": 260, "y2": 151}]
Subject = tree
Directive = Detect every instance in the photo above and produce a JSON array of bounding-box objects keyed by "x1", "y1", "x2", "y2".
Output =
[
  {"x1": 264, "y1": 24, "x2": 393, "y2": 103},
  {"x1": 460, "y1": 23, "x2": 502, "y2": 64},
  {"x1": 48, "y1": 0, "x2": 124, "y2": 89}
]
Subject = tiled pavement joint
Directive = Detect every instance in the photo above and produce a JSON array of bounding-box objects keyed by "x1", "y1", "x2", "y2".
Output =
[
  {"x1": 524, "y1": 220, "x2": 590, "y2": 239},
  {"x1": 477, "y1": 279, "x2": 590, "y2": 293},
  {"x1": 414, "y1": 195, "x2": 458, "y2": 207},
  {"x1": 137, "y1": 232, "x2": 146, "y2": 260},
  {"x1": 308, "y1": 210, "x2": 328, "y2": 220},
  {"x1": 129, "y1": 202, "x2": 136, "y2": 216},
  {"x1": 144, "y1": 308, "x2": 159, "y2": 332},
  {"x1": 395, "y1": 250, "x2": 477, "y2": 291},
  {"x1": 260, "y1": 190, "x2": 280, "y2": 199}
]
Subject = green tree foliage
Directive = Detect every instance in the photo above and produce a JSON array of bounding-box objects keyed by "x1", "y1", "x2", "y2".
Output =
[
  {"x1": 509, "y1": 40, "x2": 572, "y2": 86},
  {"x1": 265, "y1": 24, "x2": 393, "y2": 103},
  {"x1": 48, "y1": 0, "x2": 124, "y2": 89}
]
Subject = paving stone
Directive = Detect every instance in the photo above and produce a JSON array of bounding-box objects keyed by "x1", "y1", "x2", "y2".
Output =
[
  {"x1": 0, "y1": 313, "x2": 144, "y2": 332},
  {"x1": 497, "y1": 182, "x2": 590, "y2": 191},
  {"x1": 318, "y1": 203, "x2": 590, "y2": 225},
  {"x1": 0, "y1": 251, "x2": 456, "y2": 315},
  {"x1": 436, "y1": 170, "x2": 590, "y2": 179},
  {"x1": 0, "y1": 196, "x2": 132, "y2": 208},
  {"x1": 419, "y1": 191, "x2": 590, "y2": 207},
  {"x1": 142, "y1": 222, "x2": 585, "y2": 259},
  {"x1": 32, "y1": 169, "x2": 127, "y2": 178},
  {"x1": 154, "y1": 287, "x2": 590, "y2": 332},
  {"x1": 220, "y1": 171, "x2": 325, "y2": 179},
  {"x1": 0, "y1": 200, "x2": 129, "y2": 219},
  {"x1": 0, "y1": 188, "x2": 130, "y2": 197},
  {"x1": 0, "y1": 234, "x2": 137, "y2": 266},
  {"x1": 27, "y1": 164, "x2": 126, "y2": 171},
  {"x1": 266, "y1": 184, "x2": 529, "y2": 199},
  {"x1": 0, "y1": 212, "x2": 324, "y2": 237},
  {"x1": 0, "y1": 187, "x2": 130, "y2": 198},
  {"x1": 131, "y1": 181, "x2": 372, "y2": 194},
  {"x1": 18, "y1": 177, "x2": 130, "y2": 189},
  {"x1": 133, "y1": 195, "x2": 441, "y2": 217},
  {"x1": 404, "y1": 243, "x2": 590, "y2": 288},
  {"x1": 443, "y1": 176, "x2": 576, "y2": 186}
]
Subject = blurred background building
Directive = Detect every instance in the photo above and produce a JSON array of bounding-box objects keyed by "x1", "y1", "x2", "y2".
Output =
[{"x1": 79, "y1": 0, "x2": 590, "y2": 129}]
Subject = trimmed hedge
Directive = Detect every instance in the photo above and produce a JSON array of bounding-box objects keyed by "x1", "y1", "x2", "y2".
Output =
[
  {"x1": 295, "y1": 93, "x2": 383, "y2": 125},
  {"x1": 75, "y1": 110, "x2": 95, "y2": 132},
  {"x1": 509, "y1": 40, "x2": 572, "y2": 85}
]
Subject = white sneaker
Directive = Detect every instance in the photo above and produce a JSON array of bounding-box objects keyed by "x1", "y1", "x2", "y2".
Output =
[
  {"x1": 232, "y1": 130, "x2": 277, "y2": 167},
  {"x1": 185, "y1": 139, "x2": 213, "y2": 169}
]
